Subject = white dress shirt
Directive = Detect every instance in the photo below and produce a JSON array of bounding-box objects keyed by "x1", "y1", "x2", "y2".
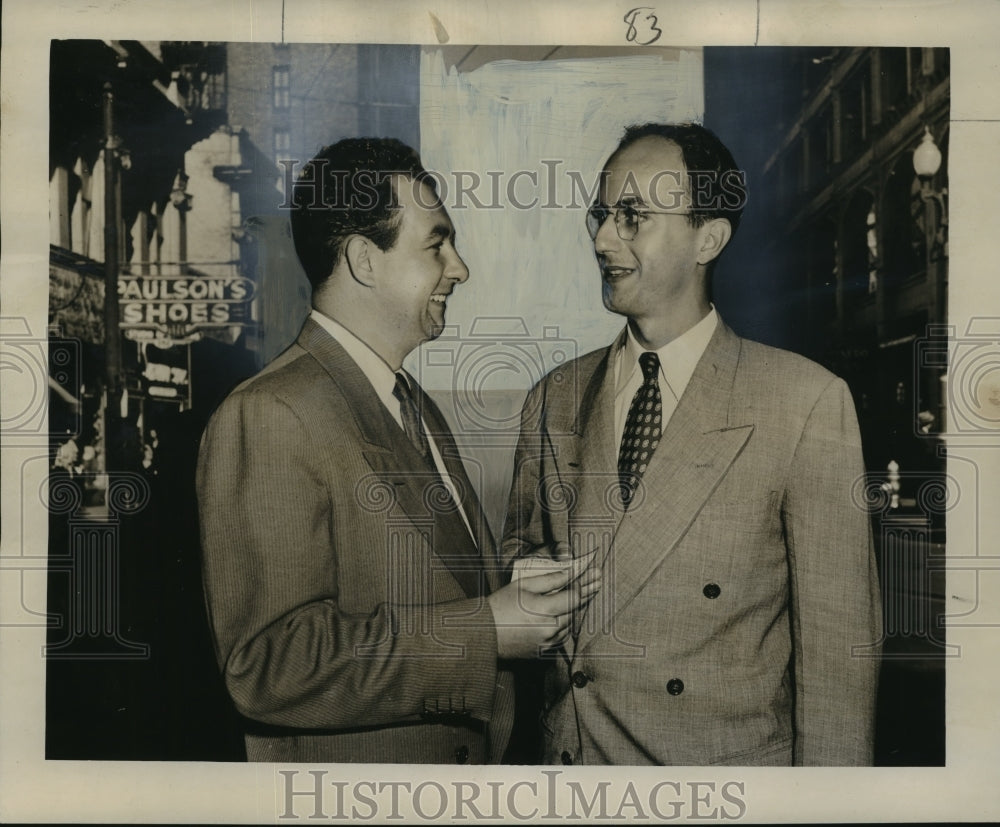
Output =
[
  {"x1": 613, "y1": 307, "x2": 719, "y2": 453},
  {"x1": 310, "y1": 310, "x2": 475, "y2": 541}
]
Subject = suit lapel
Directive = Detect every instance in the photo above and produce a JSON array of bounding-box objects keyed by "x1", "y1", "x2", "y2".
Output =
[
  {"x1": 545, "y1": 335, "x2": 626, "y2": 648},
  {"x1": 574, "y1": 321, "x2": 755, "y2": 655},
  {"x1": 420, "y1": 389, "x2": 499, "y2": 594},
  {"x1": 571, "y1": 335, "x2": 624, "y2": 536},
  {"x1": 552, "y1": 335, "x2": 624, "y2": 562},
  {"x1": 298, "y1": 320, "x2": 484, "y2": 598}
]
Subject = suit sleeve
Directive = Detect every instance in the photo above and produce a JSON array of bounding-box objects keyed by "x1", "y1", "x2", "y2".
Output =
[
  {"x1": 783, "y1": 376, "x2": 882, "y2": 765},
  {"x1": 196, "y1": 388, "x2": 500, "y2": 731},
  {"x1": 500, "y1": 381, "x2": 551, "y2": 572}
]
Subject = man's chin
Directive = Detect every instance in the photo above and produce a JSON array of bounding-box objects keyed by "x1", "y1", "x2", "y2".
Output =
[{"x1": 602, "y1": 285, "x2": 631, "y2": 316}]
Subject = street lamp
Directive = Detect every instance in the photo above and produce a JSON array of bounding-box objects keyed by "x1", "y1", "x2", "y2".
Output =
[
  {"x1": 912, "y1": 126, "x2": 942, "y2": 178},
  {"x1": 913, "y1": 125, "x2": 949, "y2": 435},
  {"x1": 912, "y1": 126, "x2": 948, "y2": 258}
]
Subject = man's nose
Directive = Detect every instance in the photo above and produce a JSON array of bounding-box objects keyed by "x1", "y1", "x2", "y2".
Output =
[
  {"x1": 446, "y1": 247, "x2": 470, "y2": 283},
  {"x1": 593, "y1": 212, "x2": 620, "y2": 254}
]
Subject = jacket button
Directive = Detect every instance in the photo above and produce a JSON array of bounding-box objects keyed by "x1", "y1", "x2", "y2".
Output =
[
  {"x1": 666, "y1": 678, "x2": 685, "y2": 695},
  {"x1": 703, "y1": 583, "x2": 721, "y2": 599},
  {"x1": 455, "y1": 745, "x2": 469, "y2": 764},
  {"x1": 561, "y1": 750, "x2": 573, "y2": 765},
  {"x1": 571, "y1": 670, "x2": 590, "y2": 688}
]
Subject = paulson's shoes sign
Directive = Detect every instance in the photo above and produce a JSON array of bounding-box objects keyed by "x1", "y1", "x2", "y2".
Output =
[{"x1": 117, "y1": 275, "x2": 255, "y2": 334}]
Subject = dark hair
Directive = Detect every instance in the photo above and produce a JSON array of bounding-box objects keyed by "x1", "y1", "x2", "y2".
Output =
[
  {"x1": 290, "y1": 137, "x2": 434, "y2": 289},
  {"x1": 613, "y1": 122, "x2": 746, "y2": 236}
]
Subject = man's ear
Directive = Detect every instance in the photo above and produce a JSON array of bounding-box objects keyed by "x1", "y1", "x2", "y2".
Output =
[
  {"x1": 696, "y1": 218, "x2": 732, "y2": 266},
  {"x1": 344, "y1": 234, "x2": 376, "y2": 287}
]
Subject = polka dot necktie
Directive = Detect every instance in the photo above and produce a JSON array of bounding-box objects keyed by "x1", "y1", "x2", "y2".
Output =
[{"x1": 618, "y1": 351, "x2": 662, "y2": 508}]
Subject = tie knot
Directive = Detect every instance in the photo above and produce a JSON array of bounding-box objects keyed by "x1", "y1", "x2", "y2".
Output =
[
  {"x1": 392, "y1": 372, "x2": 413, "y2": 403},
  {"x1": 638, "y1": 351, "x2": 660, "y2": 381}
]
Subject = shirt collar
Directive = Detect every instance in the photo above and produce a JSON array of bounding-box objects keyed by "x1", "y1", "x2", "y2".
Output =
[
  {"x1": 309, "y1": 309, "x2": 401, "y2": 404},
  {"x1": 616, "y1": 307, "x2": 719, "y2": 401}
]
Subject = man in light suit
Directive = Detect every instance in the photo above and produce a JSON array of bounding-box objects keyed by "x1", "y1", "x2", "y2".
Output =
[
  {"x1": 502, "y1": 123, "x2": 882, "y2": 766},
  {"x1": 197, "y1": 138, "x2": 598, "y2": 763}
]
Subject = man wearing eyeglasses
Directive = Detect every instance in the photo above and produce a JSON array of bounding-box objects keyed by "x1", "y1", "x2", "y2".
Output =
[{"x1": 502, "y1": 122, "x2": 881, "y2": 766}]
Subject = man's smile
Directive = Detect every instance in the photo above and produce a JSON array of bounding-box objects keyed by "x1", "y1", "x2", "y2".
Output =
[{"x1": 601, "y1": 265, "x2": 636, "y2": 281}]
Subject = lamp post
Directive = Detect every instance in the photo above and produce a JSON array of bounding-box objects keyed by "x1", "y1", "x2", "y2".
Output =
[
  {"x1": 913, "y1": 126, "x2": 948, "y2": 259},
  {"x1": 102, "y1": 81, "x2": 127, "y2": 476},
  {"x1": 103, "y1": 82, "x2": 122, "y2": 400},
  {"x1": 913, "y1": 125, "x2": 949, "y2": 434}
]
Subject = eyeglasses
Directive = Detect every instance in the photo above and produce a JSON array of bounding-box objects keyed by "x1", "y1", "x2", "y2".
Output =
[{"x1": 586, "y1": 203, "x2": 692, "y2": 241}]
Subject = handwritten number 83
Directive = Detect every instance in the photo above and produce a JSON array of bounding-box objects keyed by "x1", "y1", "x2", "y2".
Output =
[{"x1": 624, "y1": 7, "x2": 662, "y2": 46}]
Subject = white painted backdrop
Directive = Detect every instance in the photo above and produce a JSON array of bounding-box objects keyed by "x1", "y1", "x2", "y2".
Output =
[{"x1": 411, "y1": 47, "x2": 704, "y2": 530}]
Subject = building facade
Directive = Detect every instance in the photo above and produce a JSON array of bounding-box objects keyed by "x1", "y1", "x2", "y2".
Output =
[
  {"x1": 758, "y1": 47, "x2": 949, "y2": 475},
  {"x1": 707, "y1": 46, "x2": 949, "y2": 765}
]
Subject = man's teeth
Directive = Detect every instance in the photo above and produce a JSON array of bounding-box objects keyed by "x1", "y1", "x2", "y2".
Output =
[{"x1": 430, "y1": 295, "x2": 447, "y2": 303}]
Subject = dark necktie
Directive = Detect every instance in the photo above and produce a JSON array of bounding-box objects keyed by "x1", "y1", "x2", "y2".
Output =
[
  {"x1": 618, "y1": 351, "x2": 662, "y2": 508},
  {"x1": 393, "y1": 372, "x2": 432, "y2": 465},
  {"x1": 392, "y1": 372, "x2": 486, "y2": 594}
]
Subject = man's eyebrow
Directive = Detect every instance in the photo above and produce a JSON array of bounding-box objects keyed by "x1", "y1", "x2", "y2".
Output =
[{"x1": 425, "y1": 223, "x2": 452, "y2": 242}]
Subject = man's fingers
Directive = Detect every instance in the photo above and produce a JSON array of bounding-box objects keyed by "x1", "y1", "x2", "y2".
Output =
[
  {"x1": 516, "y1": 552, "x2": 596, "y2": 593},
  {"x1": 514, "y1": 568, "x2": 571, "y2": 595},
  {"x1": 523, "y1": 563, "x2": 603, "y2": 608},
  {"x1": 552, "y1": 609, "x2": 577, "y2": 628},
  {"x1": 533, "y1": 583, "x2": 598, "y2": 618},
  {"x1": 542, "y1": 621, "x2": 571, "y2": 649}
]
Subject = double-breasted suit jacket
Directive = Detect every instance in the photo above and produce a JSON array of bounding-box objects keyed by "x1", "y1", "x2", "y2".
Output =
[
  {"x1": 502, "y1": 319, "x2": 881, "y2": 765},
  {"x1": 198, "y1": 318, "x2": 514, "y2": 763}
]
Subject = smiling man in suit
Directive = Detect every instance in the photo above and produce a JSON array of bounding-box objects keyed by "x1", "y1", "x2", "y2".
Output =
[
  {"x1": 197, "y1": 137, "x2": 598, "y2": 764},
  {"x1": 502, "y1": 123, "x2": 882, "y2": 766}
]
